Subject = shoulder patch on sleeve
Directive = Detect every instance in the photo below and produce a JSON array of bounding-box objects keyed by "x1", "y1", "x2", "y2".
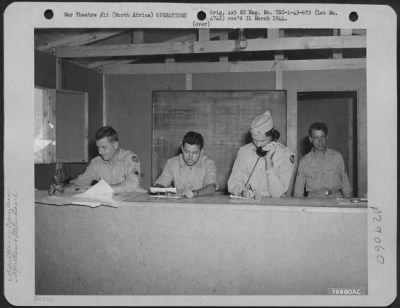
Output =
[
  {"x1": 290, "y1": 154, "x2": 295, "y2": 164},
  {"x1": 131, "y1": 154, "x2": 139, "y2": 163}
]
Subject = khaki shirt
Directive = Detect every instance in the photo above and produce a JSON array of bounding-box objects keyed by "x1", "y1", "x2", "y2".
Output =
[
  {"x1": 293, "y1": 148, "x2": 352, "y2": 198},
  {"x1": 154, "y1": 154, "x2": 217, "y2": 191},
  {"x1": 227, "y1": 142, "x2": 296, "y2": 197},
  {"x1": 71, "y1": 148, "x2": 141, "y2": 192}
]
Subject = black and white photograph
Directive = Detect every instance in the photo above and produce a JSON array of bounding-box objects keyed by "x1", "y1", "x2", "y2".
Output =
[{"x1": 3, "y1": 2, "x2": 397, "y2": 306}]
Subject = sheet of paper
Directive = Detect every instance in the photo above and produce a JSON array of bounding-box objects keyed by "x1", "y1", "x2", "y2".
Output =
[{"x1": 74, "y1": 179, "x2": 113, "y2": 198}]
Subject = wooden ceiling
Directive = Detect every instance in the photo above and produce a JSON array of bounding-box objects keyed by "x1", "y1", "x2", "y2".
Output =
[{"x1": 35, "y1": 28, "x2": 366, "y2": 71}]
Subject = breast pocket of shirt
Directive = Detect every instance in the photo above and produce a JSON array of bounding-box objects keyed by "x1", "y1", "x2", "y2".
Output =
[
  {"x1": 326, "y1": 166, "x2": 341, "y2": 183},
  {"x1": 305, "y1": 167, "x2": 320, "y2": 186}
]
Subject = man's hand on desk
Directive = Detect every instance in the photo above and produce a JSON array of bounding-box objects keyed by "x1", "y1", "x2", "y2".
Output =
[
  {"x1": 48, "y1": 184, "x2": 64, "y2": 195},
  {"x1": 232, "y1": 184, "x2": 256, "y2": 199},
  {"x1": 48, "y1": 183, "x2": 88, "y2": 195},
  {"x1": 177, "y1": 187, "x2": 197, "y2": 199},
  {"x1": 241, "y1": 185, "x2": 256, "y2": 199}
]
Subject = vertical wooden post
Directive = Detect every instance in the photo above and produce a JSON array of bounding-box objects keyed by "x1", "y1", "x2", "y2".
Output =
[
  {"x1": 268, "y1": 29, "x2": 285, "y2": 90},
  {"x1": 83, "y1": 93, "x2": 89, "y2": 162},
  {"x1": 347, "y1": 96, "x2": 354, "y2": 196},
  {"x1": 185, "y1": 73, "x2": 192, "y2": 90},
  {"x1": 133, "y1": 30, "x2": 144, "y2": 44},
  {"x1": 56, "y1": 57, "x2": 62, "y2": 89},
  {"x1": 198, "y1": 29, "x2": 210, "y2": 41},
  {"x1": 333, "y1": 29, "x2": 352, "y2": 59},
  {"x1": 219, "y1": 32, "x2": 229, "y2": 62},
  {"x1": 102, "y1": 74, "x2": 107, "y2": 125}
]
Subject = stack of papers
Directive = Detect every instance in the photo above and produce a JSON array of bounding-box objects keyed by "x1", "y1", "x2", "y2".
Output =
[{"x1": 71, "y1": 179, "x2": 118, "y2": 207}]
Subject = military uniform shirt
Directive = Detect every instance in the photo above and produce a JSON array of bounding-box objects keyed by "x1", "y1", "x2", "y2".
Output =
[
  {"x1": 71, "y1": 148, "x2": 141, "y2": 192},
  {"x1": 294, "y1": 148, "x2": 352, "y2": 197},
  {"x1": 228, "y1": 142, "x2": 296, "y2": 197},
  {"x1": 154, "y1": 154, "x2": 217, "y2": 191}
]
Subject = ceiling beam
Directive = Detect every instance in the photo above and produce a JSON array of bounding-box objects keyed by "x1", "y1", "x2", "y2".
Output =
[
  {"x1": 102, "y1": 58, "x2": 366, "y2": 75},
  {"x1": 87, "y1": 59, "x2": 135, "y2": 69},
  {"x1": 37, "y1": 30, "x2": 126, "y2": 51},
  {"x1": 55, "y1": 36, "x2": 366, "y2": 58},
  {"x1": 85, "y1": 30, "x2": 234, "y2": 69},
  {"x1": 164, "y1": 30, "x2": 231, "y2": 43}
]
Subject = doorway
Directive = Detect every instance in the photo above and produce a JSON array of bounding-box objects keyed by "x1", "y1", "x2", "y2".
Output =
[{"x1": 297, "y1": 91, "x2": 358, "y2": 196}]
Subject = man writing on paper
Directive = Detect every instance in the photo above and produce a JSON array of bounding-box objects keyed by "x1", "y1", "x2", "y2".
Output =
[
  {"x1": 154, "y1": 131, "x2": 217, "y2": 198},
  {"x1": 294, "y1": 122, "x2": 352, "y2": 198},
  {"x1": 228, "y1": 110, "x2": 296, "y2": 198},
  {"x1": 49, "y1": 126, "x2": 143, "y2": 194}
]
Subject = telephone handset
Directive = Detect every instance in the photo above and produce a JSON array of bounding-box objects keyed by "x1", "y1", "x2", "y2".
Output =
[
  {"x1": 256, "y1": 142, "x2": 276, "y2": 157},
  {"x1": 256, "y1": 146, "x2": 267, "y2": 157}
]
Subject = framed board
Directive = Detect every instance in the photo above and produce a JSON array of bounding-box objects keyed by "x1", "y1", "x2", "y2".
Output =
[{"x1": 152, "y1": 90, "x2": 286, "y2": 191}]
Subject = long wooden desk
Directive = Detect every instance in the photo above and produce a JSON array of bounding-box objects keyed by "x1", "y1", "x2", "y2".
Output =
[{"x1": 35, "y1": 191, "x2": 368, "y2": 295}]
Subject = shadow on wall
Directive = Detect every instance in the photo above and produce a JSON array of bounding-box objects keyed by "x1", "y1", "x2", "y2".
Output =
[
  {"x1": 89, "y1": 140, "x2": 98, "y2": 160},
  {"x1": 244, "y1": 131, "x2": 252, "y2": 144},
  {"x1": 299, "y1": 136, "x2": 313, "y2": 157},
  {"x1": 34, "y1": 163, "x2": 88, "y2": 190}
]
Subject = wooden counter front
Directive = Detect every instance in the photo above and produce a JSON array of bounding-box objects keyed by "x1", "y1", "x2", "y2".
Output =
[{"x1": 35, "y1": 192, "x2": 367, "y2": 295}]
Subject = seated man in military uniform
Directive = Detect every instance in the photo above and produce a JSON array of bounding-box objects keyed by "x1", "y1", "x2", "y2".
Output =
[
  {"x1": 154, "y1": 131, "x2": 217, "y2": 198},
  {"x1": 228, "y1": 110, "x2": 296, "y2": 198},
  {"x1": 49, "y1": 126, "x2": 143, "y2": 194},
  {"x1": 294, "y1": 122, "x2": 352, "y2": 198}
]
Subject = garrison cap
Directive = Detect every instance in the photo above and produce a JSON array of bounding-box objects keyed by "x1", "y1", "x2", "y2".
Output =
[{"x1": 250, "y1": 110, "x2": 274, "y2": 138}]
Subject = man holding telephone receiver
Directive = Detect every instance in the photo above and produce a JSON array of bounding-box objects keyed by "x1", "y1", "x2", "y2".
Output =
[{"x1": 228, "y1": 110, "x2": 296, "y2": 198}]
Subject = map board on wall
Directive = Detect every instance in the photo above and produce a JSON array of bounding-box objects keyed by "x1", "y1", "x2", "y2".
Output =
[{"x1": 152, "y1": 90, "x2": 287, "y2": 191}]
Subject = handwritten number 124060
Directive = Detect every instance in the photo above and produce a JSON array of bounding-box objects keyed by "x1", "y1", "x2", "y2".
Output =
[{"x1": 371, "y1": 206, "x2": 385, "y2": 264}]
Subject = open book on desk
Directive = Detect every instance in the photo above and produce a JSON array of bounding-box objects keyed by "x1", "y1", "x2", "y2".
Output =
[
  {"x1": 148, "y1": 186, "x2": 184, "y2": 199},
  {"x1": 149, "y1": 186, "x2": 177, "y2": 194}
]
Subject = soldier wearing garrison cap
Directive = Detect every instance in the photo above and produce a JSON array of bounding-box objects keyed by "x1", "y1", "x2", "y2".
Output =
[
  {"x1": 228, "y1": 111, "x2": 296, "y2": 198},
  {"x1": 49, "y1": 126, "x2": 145, "y2": 195}
]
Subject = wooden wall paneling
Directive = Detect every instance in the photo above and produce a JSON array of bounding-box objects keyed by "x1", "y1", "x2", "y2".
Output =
[
  {"x1": 35, "y1": 50, "x2": 57, "y2": 88},
  {"x1": 62, "y1": 61, "x2": 104, "y2": 159},
  {"x1": 55, "y1": 90, "x2": 88, "y2": 163},
  {"x1": 105, "y1": 74, "x2": 186, "y2": 189}
]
